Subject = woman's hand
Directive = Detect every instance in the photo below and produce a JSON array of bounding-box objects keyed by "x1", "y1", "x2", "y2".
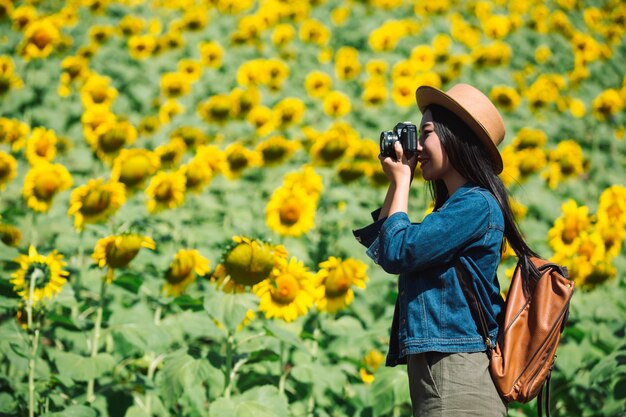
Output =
[{"x1": 379, "y1": 141, "x2": 419, "y2": 186}]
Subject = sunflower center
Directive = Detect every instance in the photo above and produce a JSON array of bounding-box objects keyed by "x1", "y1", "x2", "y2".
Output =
[
  {"x1": 262, "y1": 144, "x2": 288, "y2": 163},
  {"x1": 81, "y1": 188, "x2": 112, "y2": 215},
  {"x1": 279, "y1": 199, "x2": 302, "y2": 225},
  {"x1": 100, "y1": 126, "x2": 127, "y2": 152},
  {"x1": 271, "y1": 274, "x2": 299, "y2": 304},
  {"x1": 228, "y1": 153, "x2": 248, "y2": 172},
  {"x1": 0, "y1": 76, "x2": 10, "y2": 94},
  {"x1": 34, "y1": 175, "x2": 61, "y2": 200},
  {"x1": 320, "y1": 140, "x2": 347, "y2": 162},
  {"x1": 26, "y1": 262, "x2": 51, "y2": 289},
  {"x1": 105, "y1": 237, "x2": 142, "y2": 268},
  {"x1": 90, "y1": 87, "x2": 109, "y2": 104},
  {"x1": 166, "y1": 257, "x2": 194, "y2": 284},
  {"x1": 120, "y1": 156, "x2": 151, "y2": 186},
  {"x1": 224, "y1": 242, "x2": 275, "y2": 286},
  {"x1": 32, "y1": 29, "x2": 53, "y2": 50},
  {"x1": 0, "y1": 158, "x2": 10, "y2": 178},
  {"x1": 154, "y1": 181, "x2": 174, "y2": 201},
  {"x1": 324, "y1": 266, "x2": 351, "y2": 298}
]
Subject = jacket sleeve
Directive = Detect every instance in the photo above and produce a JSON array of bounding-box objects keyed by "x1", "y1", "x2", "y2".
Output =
[
  {"x1": 369, "y1": 193, "x2": 492, "y2": 274},
  {"x1": 352, "y1": 208, "x2": 386, "y2": 248}
]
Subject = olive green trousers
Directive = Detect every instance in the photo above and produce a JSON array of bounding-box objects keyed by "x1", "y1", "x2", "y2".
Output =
[{"x1": 407, "y1": 352, "x2": 508, "y2": 417}]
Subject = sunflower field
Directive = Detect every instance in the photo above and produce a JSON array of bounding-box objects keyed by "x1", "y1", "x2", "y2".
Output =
[{"x1": 0, "y1": 0, "x2": 625, "y2": 416}]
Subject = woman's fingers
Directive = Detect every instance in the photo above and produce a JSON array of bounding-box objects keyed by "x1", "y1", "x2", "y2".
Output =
[{"x1": 394, "y1": 141, "x2": 404, "y2": 161}]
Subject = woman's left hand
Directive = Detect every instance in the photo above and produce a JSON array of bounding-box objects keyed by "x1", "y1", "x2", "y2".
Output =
[{"x1": 380, "y1": 141, "x2": 418, "y2": 186}]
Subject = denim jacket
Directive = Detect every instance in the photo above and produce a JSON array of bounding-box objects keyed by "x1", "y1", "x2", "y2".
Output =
[{"x1": 353, "y1": 182, "x2": 505, "y2": 366}]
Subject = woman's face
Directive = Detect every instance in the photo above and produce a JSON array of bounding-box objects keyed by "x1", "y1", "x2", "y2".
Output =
[{"x1": 417, "y1": 109, "x2": 453, "y2": 181}]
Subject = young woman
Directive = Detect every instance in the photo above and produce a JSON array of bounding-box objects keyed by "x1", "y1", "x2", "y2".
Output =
[{"x1": 354, "y1": 83, "x2": 538, "y2": 416}]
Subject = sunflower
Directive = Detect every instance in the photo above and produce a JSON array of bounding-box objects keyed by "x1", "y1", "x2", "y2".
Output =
[
  {"x1": 282, "y1": 165, "x2": 323, "y2": 198},
  {"x1": 20, "y1": 18, "x2": 61, "y2": 60},
  {"x1": 266, "y1": 185, "x2": 317, "y2": 237},
  {"x1": 362, "y1": 79, "x2": 387, "y2": 106},
  {"x1": 0, "y1": 55, "x2": 23, "y2": 95},
  {"x1": 213, "y1": 236, "x2": 288, "y2": 293},
  {"x1": 230, "y1": 87, "x2": 261, "y2": 118},
  {"x1": 489, "y1": 85, "x2": 521, "y2": 112},
  {"x1": 199, "y1": 40, "x2": 224, "y2": 68},
  {"x1": 299, "y1": 19, "x2": 330, "y2": 46},
  {"x1": 68, "y1": 178, "x2": 126, "y2": 230},
  {"x1": 160, "y1": 71, "x2": 191, "y2": 99},
  {"x1": 236, "y1": 60, "x2": 268, "y2": 87},
  {"x1": 511, "y1": 127, "x2": 547, "y2": 151},
  {"x1": 23, "y1": 163, "x2": 73, "y2": 212},
  {"x1": 195, "y1": 144, "x2": 226, "y2": 175},
  {"x1": 162, "y1": 249, "x2": 211, "y2": 297},
  {"x1": 273, "y1": 97, "x2": 305, "y2": 127},
  {"x1": 543, "y1": 140, "x2": 586, "y2": 189},
  {"x1": 598, "y1": 185, "x2": 626, "y2": 226},
  {"x1": 80, "y1": 73, "x2": 118, "y2": 109},
  {"x1": 0, "y1": 150, "x2": 17, "y2": 190},
  {"x1": 247, "y1": 105, "x2": 276, "y2": 136},
  {"x1": 0, "y1": 223, "x2": 22, "y2": 247},
  {"x1": 158, "y1": 99, "x2": 185, "y2": 125},
  {"x1": 360, "y1": 349, "x2": 385, "y2": 384},
  {"x1": 155, "y1": 138, "x2": 187, "y2": 169},
  {"x1": 253, "y1": 256, "x2": 316, "y2": 322},
  {"x1": 271, "y1": 23, "x2": 295, "y2": 47},
  {"x1": 310, "y1": 129, "x2": 350, "y2": 165},
  {"x1": 548, "y1": 199, "x2": 592, "y2": 256},
  {"x1": 304, "y1": 71, "x2": 332, "y2": 98},
  {"x1": 81, "y1": 106, "x2": 116, "y2": 144},
  {"x1": 93, "y1": 234, "x2": 156, "y2": 279},
  {"x1": 177, "y1": 59, "x2": 203, "y2": 82},
  {"x1": 256, "y1": 135, "x2": 300, "y2": 166},
  {"x1": 391, "y1": 77, "x2": 415, "y2": 107},
  {"x1": 90, "y1": 120, "x2": 138, "y2": 162},
  {"x1": 118, "y1": 14, "x2": 145, "y2": 36},
  {"x1": 145, "y1": 170, "x2": 187, "y2": 213},
  {"x1": 322, "y1": 91, "x2": 351, "y2": 118},
  {"x1": 335, "y1": 46, "x2": 361, "y2": 81},
  {"x1": 111, "y1": 148, "x2": 160, "y2": 191},
  {"x1": 223, "y1": 142, "x2": 262, "y2": 179},
  {"x1": 591, "y1": 88, "x2": 623, "y2": 121},
  {"x1": 26, "y1": 127, "x2": 57, "y2": 165},
  {"x1": 315, "y1": 256, "x2": 368, "y2": 313},
  {"x1": 180, "y1": 157, "x2": 213, "y2": 194},
  {"x1": 10, "y1": 246, "x2": 69, "y2": 305},
  {"x1": 0, "y1": 117, "x2": 30, "y2": 151},
  {"x1": 197, "y1": 94, "x2": 232, "y2": 124},
  {"x1": 128, "y1": 34, "x2": 157, "y2": 60}
]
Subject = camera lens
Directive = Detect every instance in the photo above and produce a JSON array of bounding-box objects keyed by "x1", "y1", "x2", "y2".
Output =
[{"x1": 380, "y1": 130, "x2": 398, "y2": 157}]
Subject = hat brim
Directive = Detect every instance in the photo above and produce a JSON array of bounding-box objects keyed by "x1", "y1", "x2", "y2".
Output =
[{"x1": 415, "y1": 86, "x2": 504, "y2": 174}]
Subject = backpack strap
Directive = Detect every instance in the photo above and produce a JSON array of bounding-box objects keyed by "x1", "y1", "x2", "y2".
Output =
[
  {"x1": 537, "y1": 371, "x2": 552, "y2": 417},
  {"x1": 454, "y1": 260, "x2": 495, "y2": 356}
]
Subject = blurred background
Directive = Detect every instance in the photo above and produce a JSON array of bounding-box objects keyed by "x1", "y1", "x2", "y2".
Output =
[{"x1": 0, "y1": 0, "x2": 625, "y2": 416}]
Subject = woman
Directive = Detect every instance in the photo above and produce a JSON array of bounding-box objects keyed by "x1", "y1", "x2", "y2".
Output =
[{"x1": 353, "y1": 83, "x2": 537, "y2": 416}]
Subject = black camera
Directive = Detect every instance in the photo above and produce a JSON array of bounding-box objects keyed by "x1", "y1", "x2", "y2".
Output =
[{"x1": 380, "y1": 122, "x2": 418, "y2": 159}]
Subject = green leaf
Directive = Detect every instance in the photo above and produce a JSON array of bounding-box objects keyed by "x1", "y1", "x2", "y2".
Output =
[
  {"x1": 209, "y1": 386, "x2": 288, "y2": 417},
  {"x1": 41, "y1": 405, "x2": 97, "y2": 417},
  {"x1": 263, "y1": 321, "x2": 305, "y2": 351},
  {"x1": 112, "y1": 272, "x2": 144, "y2": 294},
  {"x1": 50, "y1": 351, "x2": 115, "y2": 382},
  {"x1": 371, "y1": 367, "x2": 410, "y2": 417},
  {"x1": 203, "y1": 285, "x2": 258, "y2": 334},
  {"x1": 123, "y1": 406, "x2": 150, "y2": 417},
  {"x1": 173, "y1": 294, "x2": 205, "y2": 311},
  {"x1": 158, "y1": 349, "x2": 224, "y2": 408},
  {"x1": 0, "y1": 392, "x2": 16, "y2": 414}
]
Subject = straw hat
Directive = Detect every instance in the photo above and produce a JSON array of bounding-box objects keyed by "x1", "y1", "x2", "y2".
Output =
[{"x1": 415, "y1": 83, "x2": 505, "y2": 173}]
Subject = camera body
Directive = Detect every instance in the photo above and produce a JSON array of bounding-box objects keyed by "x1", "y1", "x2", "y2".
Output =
[{"x1": 380, "y1": 122, "x2": 418, "y2": 159}]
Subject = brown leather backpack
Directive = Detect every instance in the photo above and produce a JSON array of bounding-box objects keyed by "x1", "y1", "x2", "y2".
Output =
[{"x1": 455, "y1": 256, "x2": 575, "y2": 417}]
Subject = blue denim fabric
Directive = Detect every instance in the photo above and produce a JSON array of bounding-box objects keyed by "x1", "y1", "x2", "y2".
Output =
[{"x1": 353, "y1": 182, "x2": 505, "y2": 366}]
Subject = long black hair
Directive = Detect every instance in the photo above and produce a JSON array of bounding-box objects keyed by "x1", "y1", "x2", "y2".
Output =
[{"x1": 426, "y1": 104, "x2": 539, "y2": 273}]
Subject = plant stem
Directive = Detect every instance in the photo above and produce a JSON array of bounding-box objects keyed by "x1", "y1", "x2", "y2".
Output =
[
  {"x1": 27, "y1": 269, "x2": 43, "y2": 417},
  {"x1": 87, "y1": 273, "x2": 108, "y2": 403},
  {"x1": 307, "y1": 325, "x2": 320, "y2": 417},
  {"x1": 224, "y1": 334, "x2": 234, "y2": 399},
  {"x1": 278, "y1": 340, "x2": 287, "y2": 395},
  {"x1": 154, "y1": 305, "x2": 162, "y2": 326}
]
